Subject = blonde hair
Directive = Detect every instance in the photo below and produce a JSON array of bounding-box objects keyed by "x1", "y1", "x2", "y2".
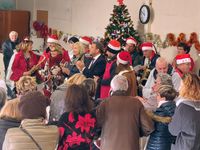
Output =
[
  {"x1": 65, "y1": 73, "x2": 86, "y2": 85},
  {"x1": 20, "y1": 37, "x2": 33, "y2": 52},
  {"x1": 179, "y1": 73, "x2": 200, "y2": 100},
  {"x1": 0, "y1": 99, "x2": 22, "y2": 121},
  {"x1": 49, "y1": 42, "x2": 63, "y2": 54},
  {"x1": 16, "y1": 76, "x2": 37, "y2": 95},
  {"x1": 73, "y1": 42, "x2": 84, "y2": 55}
]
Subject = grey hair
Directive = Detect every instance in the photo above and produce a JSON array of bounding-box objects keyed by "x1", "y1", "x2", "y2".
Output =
[
  {"x1": 9, "y1": 31, "x2": 18, "y2": 37},
  {"x1": 110, "y1": 75, "x2": 128, "y2": 92},
  {"x1": 157, "y1": 73, "x2": 173, "y2": 86},
  {"x1": 156, "y1": 57, "x2": 168, "y2": 66}
]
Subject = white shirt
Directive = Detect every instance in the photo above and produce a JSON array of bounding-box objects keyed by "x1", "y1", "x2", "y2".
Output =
[{"x1": 88, "y1": 53, "x2": 101, "y2": 69}]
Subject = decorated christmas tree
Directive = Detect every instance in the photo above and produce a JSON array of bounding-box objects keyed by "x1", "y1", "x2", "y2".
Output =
[{"x1": 104, "y1": 0, "x2": 141, "y2": 48}]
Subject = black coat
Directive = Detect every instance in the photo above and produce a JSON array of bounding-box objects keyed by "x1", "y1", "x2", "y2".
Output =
[
  {"x1": 146, "y1": 101, "x2": 176, "y2": 150},
  {"x1": 0, "y1": 119, "x2": 20, "y2": 150},
  {"x1": 2, "y1": 39, "x2": 20, "y2": 74},
  {"x1": 83, "y1": 54, "x2": 106, "y2": 99}
]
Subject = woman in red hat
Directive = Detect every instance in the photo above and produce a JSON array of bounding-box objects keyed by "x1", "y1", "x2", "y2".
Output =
[{"x1": 39, "y1": 38, "x2": 69, "y2": 97}]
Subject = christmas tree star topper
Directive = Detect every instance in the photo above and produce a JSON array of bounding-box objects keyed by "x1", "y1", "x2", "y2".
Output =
[{"x1": 117, "y1": 0, "x2": 124, "y2": 5}]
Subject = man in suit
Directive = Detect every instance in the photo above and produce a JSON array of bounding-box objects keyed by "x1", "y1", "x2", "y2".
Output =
[
  {"x1": 76, "y1": 41, "x2": 106, "y2": 78},
  {"x1": 76, "y1": 41, "x2": 106, "y2": 98}
]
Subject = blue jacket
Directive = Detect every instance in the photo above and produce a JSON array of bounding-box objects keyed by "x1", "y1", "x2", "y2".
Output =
[{"x1": 146, "y1": 101, "x2": 176, "y2": 150}]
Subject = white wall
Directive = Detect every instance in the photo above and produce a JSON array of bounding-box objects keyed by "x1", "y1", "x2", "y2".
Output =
[
  {"x1": 16, "y1": 0, "x2": 35, "y2": 22},
  {"x1": 69, "y1": 0, "x2": 143, "y2": 37},
  {"x1": 16, "y1": 0, "x2": 200, "y2": 40},
  {"x1": 152, "y1": 0, "x2": 200, "y2": 39},
  {"x1": 16, "y1": 0, "x2": 144, "y2": 37}
]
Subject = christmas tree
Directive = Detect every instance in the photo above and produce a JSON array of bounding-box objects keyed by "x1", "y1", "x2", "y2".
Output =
[{"x1": 104, "y1": 0, "x2": 141, "y2": 48}]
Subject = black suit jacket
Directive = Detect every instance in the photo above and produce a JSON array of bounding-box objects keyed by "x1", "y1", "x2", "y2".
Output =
[{"x1": 83, "y1": 54, "x2": 106, "y2": 78}]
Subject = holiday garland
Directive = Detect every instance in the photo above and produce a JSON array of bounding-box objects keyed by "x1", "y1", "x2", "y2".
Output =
[{"x1": 144, "y1": 32, "x2": 200, "y2": 51}]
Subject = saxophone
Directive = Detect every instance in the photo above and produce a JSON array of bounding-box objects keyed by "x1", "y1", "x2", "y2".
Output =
[{"x1": 138, "y1": 67, "x2": 151, "y2": 87}]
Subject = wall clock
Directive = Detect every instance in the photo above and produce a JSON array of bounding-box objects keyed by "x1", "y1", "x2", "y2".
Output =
[{"x1": 139, "y1": 5, "x2": 151, "y2": 24}]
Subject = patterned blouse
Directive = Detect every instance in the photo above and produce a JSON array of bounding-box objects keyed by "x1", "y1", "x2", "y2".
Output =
[{"x1": 57, "y1": 111, "x2": 98, "y2": 150}]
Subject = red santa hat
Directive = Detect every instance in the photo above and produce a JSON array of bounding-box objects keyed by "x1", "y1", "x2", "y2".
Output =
[
  {"x1": 47, "y1": 34, "x2": 59, "y2": 44},
  {"x1": 126, "y1": 37, "x2": 137, "y2": 45},
  {"x1": 117, "y1": 51, "x2": 132, "y2": 65},
  {"x1": 141, "y1": 42, "x2": 154, "y2": 51},
  {"x1": 175, "y1": 54, "x2": 191, "y2": 65},
  {"x1": 107, "y1": 40, "x2": 121, "y2": 54},
  {"x1": 79, "y1": 36, "x2": 92, "y2": 45}
]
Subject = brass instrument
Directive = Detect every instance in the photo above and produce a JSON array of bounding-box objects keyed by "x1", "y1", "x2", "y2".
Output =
[{"x1": 138, "y1": 67, "x2": 151, "y2": 87}]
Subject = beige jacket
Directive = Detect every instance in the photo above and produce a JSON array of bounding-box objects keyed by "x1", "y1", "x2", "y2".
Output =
[{"x1": 3, "y1": 118, "x2": 59, "y2": 150}]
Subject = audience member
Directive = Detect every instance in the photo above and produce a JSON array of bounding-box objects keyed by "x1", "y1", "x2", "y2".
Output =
[
  {"x1": 146, "y1": 85, "x2": 178, "y2": 150},
  {"x1": 3, "y1": 91, "x2": 59, "y2": 150},
  {"x1": 81, "y1": 78, "x2": 98, "y2": 107},
  {"x1": 96, "y1": 75, "x2": 154, "y2": 150},
  {"x1": 49, "y1": 73, "x2": 86, "y2": 123},
  {"x1": 0, "y1": 99, "x2": 21, "y2": 150},
  {"x1": 57, "y1": 84, "x2": 98, "y2": 150},
  {"x1": 169, "y1": 73, "x2": 200, "y2": 150},
  {"x1": 15, "y1": 76, "x2": 37, "y2": 97}
]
